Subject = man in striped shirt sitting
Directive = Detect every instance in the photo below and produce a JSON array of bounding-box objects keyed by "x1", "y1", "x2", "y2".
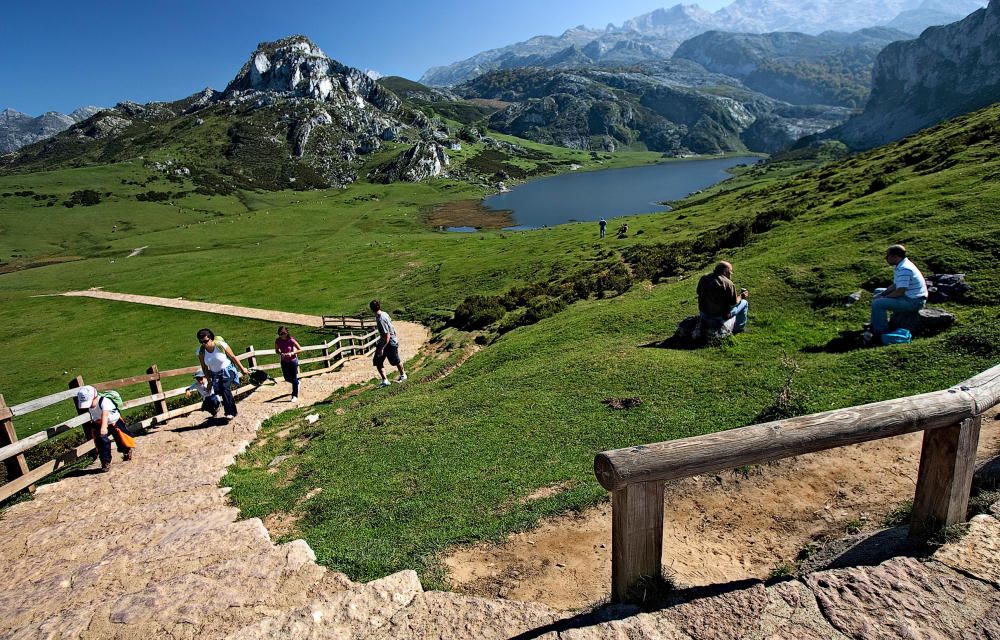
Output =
[{"x1": 870, "y1": 244, "x2": 928, "y2": 336}]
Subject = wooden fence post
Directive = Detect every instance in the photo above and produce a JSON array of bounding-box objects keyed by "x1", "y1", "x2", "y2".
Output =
[
  {"x1": 147, "y1": 364, "x2": 168, "y2": 416},
  {"x1": 0, "y1": 394, "x2": 31, "y2": 490},
  {"x1": 322, "y1": 339, "x2": 333, "y2": 368},
  {"x1": 245, "y1": 346, "x2": 258, "y2": 369},
  {"x1": 611, "y1": 480, "x2": 664, "y2": 603},
  {"x1": 909, "y1": 417, "x2": 981, "y2": 539}
]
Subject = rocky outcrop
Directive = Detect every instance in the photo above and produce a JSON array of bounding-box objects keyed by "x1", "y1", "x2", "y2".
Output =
[
  {"x1": 0, "y1": 106, "x2": 100, "y2": 154},
  {"x1": 370, "y1": 142, "x2": 449, "y2": 183},
  {"x1": 834, "y1": 0, "x2": 1000, "y2": 149},
  {"x1": 224, "y1": 35, "x2": 400, "y2": 113}
]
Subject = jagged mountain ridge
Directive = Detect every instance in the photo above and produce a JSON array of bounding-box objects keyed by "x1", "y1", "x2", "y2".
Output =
[
  {"x1": 833, "y1": 0, "x2": 1000, "y2": 149},
  {"x1": 458, "y1": 66, "x2": 849, "y2": 155},
  {"x1": 0, "y1": 107, "x2": 101, "y2": 154},
  {"x1": 420, "y1": 0, "x2": 987, "y2": 87},
  {"x1": 3, "y1": 36, "x2": 453, "y2": 189}
]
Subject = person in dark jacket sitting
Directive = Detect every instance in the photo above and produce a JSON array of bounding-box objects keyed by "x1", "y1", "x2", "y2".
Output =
[{"x1": 696, "y1": 260, "x2": 749, "y2": 334}]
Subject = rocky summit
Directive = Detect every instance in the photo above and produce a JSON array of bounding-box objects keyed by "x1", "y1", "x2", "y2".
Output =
[{"x1": 3, "y1": 36, "x2": 449, "y2": 189}]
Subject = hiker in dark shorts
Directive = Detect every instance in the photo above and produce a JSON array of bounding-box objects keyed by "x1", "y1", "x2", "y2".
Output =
[
  {"x1": 76, "y1": 385, "x2": 135, "y2": 472},
  {"x1": 370, "y1": 299, "x2": 406, "y2": 387}
]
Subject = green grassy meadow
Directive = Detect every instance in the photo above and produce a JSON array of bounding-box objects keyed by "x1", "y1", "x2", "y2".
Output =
[{"x1": 3, "y1": 104, "x2": 1000, "y2": 589}]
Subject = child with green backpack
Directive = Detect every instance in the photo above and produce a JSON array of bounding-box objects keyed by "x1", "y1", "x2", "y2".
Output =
[{"x1": 75, "y1": 385, "x2": 136, "y2": 472}]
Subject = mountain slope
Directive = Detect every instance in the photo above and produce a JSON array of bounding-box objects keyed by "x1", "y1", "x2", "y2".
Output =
[
  {"x1": 225, "y1": 101, "x2": 1000, "y2": 588},
  {"x1": 459, "y1": 66, "x2": 849, "y2": 154},
  {"x1": 2, "y1": 37, "x2": 449, "y2": 190},
  {"x1": 0, "y1": 107, "x2": 100, "y2": 154},
  {"x1": 674, "y1": 28, "x2": 909, "y2": 107},
  {"x1": 834, "y1": 0, "x2": 1000, "y2": 149}
]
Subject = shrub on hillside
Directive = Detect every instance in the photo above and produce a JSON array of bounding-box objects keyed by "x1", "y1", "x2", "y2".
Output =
[
  {"x1": 63, "y1": 189, "x2": 102, "y2": 207},
  {"x1": 452, "y1": 295, "x2": 506, "y2": 330}
]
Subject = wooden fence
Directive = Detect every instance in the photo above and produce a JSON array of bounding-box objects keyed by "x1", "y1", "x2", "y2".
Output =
[
  {"x1": 0, "y1": 329, "x2": 379, "y2": 503},
  {"x1": 322, "y1": 315, "x2": 371, "y2": 330},
  {"x1": 593, "y1": 362, "x2": 1000, "y2": 602}
]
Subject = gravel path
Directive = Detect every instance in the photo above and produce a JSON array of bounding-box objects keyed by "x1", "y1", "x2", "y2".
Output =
[{"x1": 61, "y1": 290, "x2": 331, "y2": 327}]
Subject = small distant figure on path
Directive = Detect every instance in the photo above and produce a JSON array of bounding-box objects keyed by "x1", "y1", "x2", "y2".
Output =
[
  {"x1": 186, "y1": 370, "x2": 221, "y2": 417},
  {"x1": 370, "y1": 299, "x2": 406, "y2": 387},
  {"x1": 599, "y1": 217, "x2": 607, "y2": 238},
  {"x1": 76, "y1": 385, "x2": 135, "y2": 473},
  {"x1": 275, "y1": 326, "x2": 302, "y2": 402},
  {"x1": 869, "y1": 244, "x2": 927, "y2": 337},
  {"x1": 196, "y1": 328, "x2": 250, "y2": 420},
  {"x1": 697, "y1": 260, "x2": 749, "y2": 334}
]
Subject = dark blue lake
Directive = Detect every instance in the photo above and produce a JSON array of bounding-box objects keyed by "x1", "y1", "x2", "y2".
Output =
[{"x1": 479, "y1": 156, "x2": 760, "y2": 230}]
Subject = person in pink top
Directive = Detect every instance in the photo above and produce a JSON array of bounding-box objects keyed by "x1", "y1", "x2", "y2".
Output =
[{"x1": 275, "y1": 326, "x2": 303, "y2": 402}]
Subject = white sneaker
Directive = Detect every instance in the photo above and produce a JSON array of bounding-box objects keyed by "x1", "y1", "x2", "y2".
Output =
[
  {"x1": 379, "y1": 379, "x2": 391, "y2": 388},
  {"x1": 396, "y1": 374, "x2": 408, "y2": 383},
  {"x1": 290, "y1": 396, "x2": 298, "y2": 402}
]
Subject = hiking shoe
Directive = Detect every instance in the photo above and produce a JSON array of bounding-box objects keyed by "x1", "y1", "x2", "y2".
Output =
[
  {"x1": 290, "y1": 396, "x2": 298, "y2": 403},
  {"x1": 379, "y1": 379, "x2": 391, "y2": 388},
  {"x1": 224, "y1": 414, "x2": 235, "y2": 420},
  {"x1": 100, "y1": 462, "x2": 112, "y2": 473},
  {"x1": 396, "y1": 374, "x2": 408, "y2": 383},
  {"x1": 123, "y1": 449, "x2": 135, "y2": 462}
]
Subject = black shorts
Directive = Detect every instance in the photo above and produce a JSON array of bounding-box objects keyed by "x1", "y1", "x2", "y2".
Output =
[{"x1": 373, "y1": 343, "x2": 401, "y2": 368}]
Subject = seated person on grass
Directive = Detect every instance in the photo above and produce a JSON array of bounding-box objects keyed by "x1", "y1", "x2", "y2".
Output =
[
  {"x1": 697, "y1": 260, "x2": 749, "y2": 334},
  {"x1": 870, "y1": 244, "x2": 927, "y2": 336}
]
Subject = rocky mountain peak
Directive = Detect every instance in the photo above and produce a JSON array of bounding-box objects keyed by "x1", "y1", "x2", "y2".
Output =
[{"x1": 224, "y1": 35, "x2": 400, "y2": 112}]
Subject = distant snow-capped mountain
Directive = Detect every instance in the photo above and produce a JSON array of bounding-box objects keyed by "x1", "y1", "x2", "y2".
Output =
[{"x1": 420, "y1": 0, "x2": 988, "y2": 86}]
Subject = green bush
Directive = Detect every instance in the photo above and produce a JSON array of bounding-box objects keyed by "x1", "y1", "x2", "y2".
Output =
[{"x1": 452, "y1": 295, "x2": 506, "y2": 330}]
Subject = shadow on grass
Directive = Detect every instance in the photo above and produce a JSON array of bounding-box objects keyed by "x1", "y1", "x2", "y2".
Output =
[
  {"x1": 638, "y1": 336, "x2": 717, "y2": 351},
  {"x1": 801, "y1": 329, "x2": 872, "y2": 354}
]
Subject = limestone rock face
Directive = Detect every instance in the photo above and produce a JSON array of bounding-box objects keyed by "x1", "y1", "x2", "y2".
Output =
[
  {"x1": 370, "y1": 142, "x2": 450, "y2": 183},
  {"x1": 225, "y1": 35, "x2": 400, "y2": 113},
  {"x1": 835, "y1": 0, "x2": 1000, "y2": 149}
]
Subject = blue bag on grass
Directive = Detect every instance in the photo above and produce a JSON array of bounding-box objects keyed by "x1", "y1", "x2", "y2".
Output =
[{"x1": 881, "y1": 328, "x2": 912, "y2": 345}]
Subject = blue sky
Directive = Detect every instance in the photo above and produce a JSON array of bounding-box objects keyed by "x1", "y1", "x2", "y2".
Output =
[{"x1": 2, "y1": 0, "x2": 732, "y2": 115}]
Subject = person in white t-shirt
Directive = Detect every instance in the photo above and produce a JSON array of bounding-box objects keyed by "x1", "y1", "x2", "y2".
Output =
[
  {"x1": 870, "y1": 244, "x2": 928, "y2": 335},
  {"x1": 369, "y1": 299, "x2": 406, "y2": 387},
  {"x1": 185, "y1": 370, "x2": 221, "y2": 417},
  {"x1": 196, "y1": 328, "x2": 250, "y2": 420},
  {"x1": 76, "y1": 385, "x2": 135, "y2": 473}
]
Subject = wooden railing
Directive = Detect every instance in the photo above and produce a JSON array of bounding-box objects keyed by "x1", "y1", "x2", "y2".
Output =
[
  {"x1": 593, "y1": 362, "x2": 1000, "y2": 602},
  {"x1": 0, "y1": 329, "x2": 379, "y2": 503},
  {"x1": 322, "y1": 315, "x2": 371, "y2": 330}
]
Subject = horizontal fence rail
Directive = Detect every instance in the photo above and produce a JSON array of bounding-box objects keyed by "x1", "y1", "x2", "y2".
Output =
[
  {"x1": 0, "y1": 328, "x2": 379, "y2": 503},
  {"x1": 594, "y1": 363, "x2": 1000, "y2": 603}
]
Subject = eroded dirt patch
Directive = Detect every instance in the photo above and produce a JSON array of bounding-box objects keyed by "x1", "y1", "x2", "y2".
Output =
[
  {"x1": 427, "y1": 199, "x2": 513, "y2": 230},
  {"x1": 445, "y1": 413, "x2": 1000, "y2": 611}
]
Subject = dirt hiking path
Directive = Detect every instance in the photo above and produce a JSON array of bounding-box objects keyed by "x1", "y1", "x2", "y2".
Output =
[
  {"x1": 447, "y1": 411, "x2": 1000, "y2": 611},
  {"x1": 61, "y1": 290, "x2": 329, "y2": 327}
]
